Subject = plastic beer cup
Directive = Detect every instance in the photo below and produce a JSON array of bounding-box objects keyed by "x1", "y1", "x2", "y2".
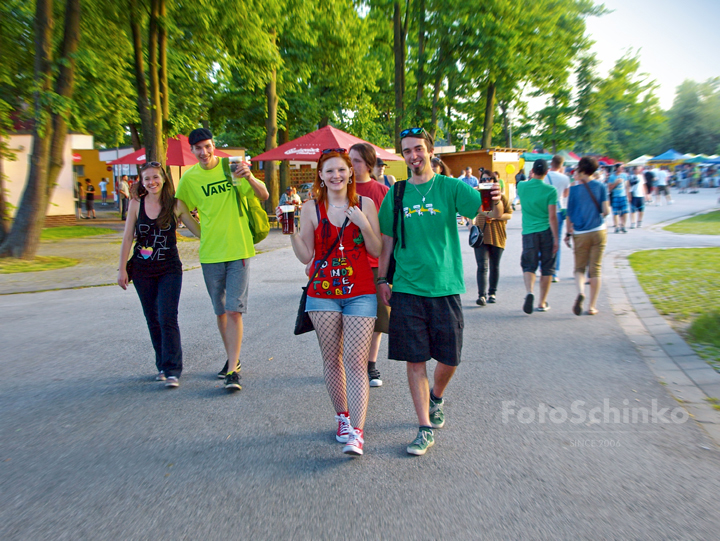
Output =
[{"x1": 280, "y1": 205, "x2": 295, "y2": 234}]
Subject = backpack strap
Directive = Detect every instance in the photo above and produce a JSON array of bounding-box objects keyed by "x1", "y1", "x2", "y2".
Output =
[
  {"x1": 392, "y1": 180, "x2": 406, "y2": 249},
  {"x1": 221, "y1": 157, "x2": 245, "y2": 218}
]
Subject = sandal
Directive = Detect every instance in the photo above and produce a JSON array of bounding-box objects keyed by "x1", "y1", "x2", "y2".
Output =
[
  {"x1": 587, "y1": 308, "x2": 598, "y2": 316},
  {"x1": 573, "y1": 294, "x2": 584, "y2": 316}
]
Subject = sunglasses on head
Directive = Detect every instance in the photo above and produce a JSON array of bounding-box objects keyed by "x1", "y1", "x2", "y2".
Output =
[
  {"x1": 399, "y1": 127, "x2": 429, "y2": 139},
  {"x1": 321, "y1": 148, "x2": 347, "y2": 155},
  {"x1": 140, "y1": 161, "x2": 162, "y2": 171}
]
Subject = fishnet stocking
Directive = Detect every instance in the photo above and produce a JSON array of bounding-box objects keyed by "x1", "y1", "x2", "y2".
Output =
[{"x1": 309, "y1": 312, "x2": 375, "y2": 429}]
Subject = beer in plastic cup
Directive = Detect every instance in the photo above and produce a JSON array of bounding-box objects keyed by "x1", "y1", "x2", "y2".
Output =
[
  {"x1": 479, "y1": 183, "x2": 494, "y2": 212},
  {"x1": 280, "y1": 205, "x2": 295, "y2": 234},
  {"x1": 228, "y1": 156, "x2": 242, "y2": 172}
]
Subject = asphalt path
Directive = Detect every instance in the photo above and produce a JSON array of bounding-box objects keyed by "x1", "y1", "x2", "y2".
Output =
[{"x1": 1, "y1": 193, "x2": 720, "y2": 539}]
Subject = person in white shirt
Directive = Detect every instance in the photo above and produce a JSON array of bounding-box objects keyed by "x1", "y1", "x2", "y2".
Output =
[
  {"x1": 544, "y1": 155, "x2": 571, "y2": 282},
  {"x1": 628, "y1": 166, "x2": 646, "y2": 228},
  {"x1": 653, "y1": 167, "x2": 673, "y2": 206}
]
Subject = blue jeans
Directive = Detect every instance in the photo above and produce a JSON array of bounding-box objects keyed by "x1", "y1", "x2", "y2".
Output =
[
  {"x1": 555, "y1": 209, "x2": 566, "y2": 276},
  {"x1": 133, "y1": 272, "x2": 183, "y2": 377}
]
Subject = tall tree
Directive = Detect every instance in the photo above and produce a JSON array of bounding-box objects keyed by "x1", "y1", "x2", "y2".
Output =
[{"x1": 1, "y1": 0, "x2": 81, "y2": 259}]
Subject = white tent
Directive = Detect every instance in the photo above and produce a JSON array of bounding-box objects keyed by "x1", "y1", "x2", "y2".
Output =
[{"x1": 626, "y1": 154, "x2": 653, "y2": 167}]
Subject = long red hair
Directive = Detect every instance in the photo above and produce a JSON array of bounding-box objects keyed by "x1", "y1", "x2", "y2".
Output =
[{"x1": 313, "y1": 151, "x2": 359, "y2": 208}]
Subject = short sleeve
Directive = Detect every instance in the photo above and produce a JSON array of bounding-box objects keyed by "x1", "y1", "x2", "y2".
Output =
[
  {"x1": 378, "y1": 185, "x2": 395, "y2": 236},
  {"x1": 175, "y1": 178, "x2": 196, "y2": 209},
  {"x1": 238, "y1": 176, "x2": 264, "y2": 199},
  {"x1": 455, "y1": 179, "x2": 483, "y2": 217}
]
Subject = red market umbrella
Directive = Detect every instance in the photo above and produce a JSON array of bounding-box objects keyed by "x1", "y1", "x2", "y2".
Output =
[
  {"x1": 108, "y1": 134, "x2": 230, "y2": 166},
  {"x1": 250, "y1": 125, "x2": 402, "y2": 162}
]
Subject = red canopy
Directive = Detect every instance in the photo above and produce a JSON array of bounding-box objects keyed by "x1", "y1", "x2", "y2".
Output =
[
  {"x1": 108, "y1": 134, "x2": 230, "y2": 166},
  {"x1": 598, "y1": 155, "x2": 617, "y2": 166},
  {"x1": 250, "y1": 126, "x2": 402, "y2": 162}
]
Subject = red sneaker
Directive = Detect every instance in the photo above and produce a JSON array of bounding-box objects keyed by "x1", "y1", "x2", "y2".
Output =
[
  {"x1": 343, "y1": 428, "x2": 364, "y2": 456},
  {"x1": 335, "y1": 412, "x2": 352, "y2": 443}
]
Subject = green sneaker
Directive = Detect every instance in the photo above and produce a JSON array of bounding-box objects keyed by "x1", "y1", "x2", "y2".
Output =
[
  {"x1": 407, "y1": 427, "x2": 435, "y2": 456},
  {"x1": 429, "y1": 395, "x2": 445, "y2": 429}
]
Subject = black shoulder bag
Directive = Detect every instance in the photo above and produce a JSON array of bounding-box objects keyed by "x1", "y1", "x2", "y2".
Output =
[
  {"x1": 386, "y1": 180, "x2": 406, "y2": 284},
  {"x1": 294, "y1": 213, "x2": 350, "y2": 335}
]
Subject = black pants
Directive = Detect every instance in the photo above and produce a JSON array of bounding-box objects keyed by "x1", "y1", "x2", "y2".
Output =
[
  {"x1": 474, "y1": 243, "x2": 504, "y2": 298},
  {"x1": 121, "y1": 197, "x2": 128, "y2": 220},
  {"x1": 133, "y1": 272, "x2": 183, "y2": 377}
]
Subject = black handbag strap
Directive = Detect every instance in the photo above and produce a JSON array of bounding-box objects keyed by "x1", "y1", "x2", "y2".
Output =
[
  {"x1": 581, "y1": 180, "x2": 602, "y2": 215},
  {"x1": 305, "y1": 214, "x2": 350, "y2": 288}
]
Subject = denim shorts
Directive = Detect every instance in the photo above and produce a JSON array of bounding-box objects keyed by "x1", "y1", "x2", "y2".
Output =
[
  {"x1": 305, "y1": 294, "x2": 377, "y2": 318},
  {"x1": 201, "y1": 259, "x2": 250, "y2": 315}
]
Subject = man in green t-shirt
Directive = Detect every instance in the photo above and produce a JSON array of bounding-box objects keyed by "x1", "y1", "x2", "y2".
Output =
[
  {"x1": 516, "y1": 159, "x2": 559, "y2": 315},
  {"x1": 175, "y1": 128, "x2": 269, "y2": 391},
  {"x1": 376, "y1": 127, "x2": 502, "y2": 456}
]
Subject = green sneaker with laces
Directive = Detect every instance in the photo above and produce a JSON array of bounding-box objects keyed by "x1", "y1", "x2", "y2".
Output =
[
  {"x1": 407, "y1": 427, "x2": 435, "y2": 456},
  {"x1": 429, "y1": 395, "x2": 445, "y2": 429}
]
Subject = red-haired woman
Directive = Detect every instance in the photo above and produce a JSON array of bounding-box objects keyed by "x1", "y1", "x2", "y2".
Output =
[
  {"x1": 117, "y1": 162, "x2": 201, "y2": 388},
  {"x1": 279, "y1": 150, "x2": 382, "y2": 456}
]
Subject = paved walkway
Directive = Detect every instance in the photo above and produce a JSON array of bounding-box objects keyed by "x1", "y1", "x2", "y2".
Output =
[{"x1": 1, "y1": 190, "x2": 719, "y2": 538}]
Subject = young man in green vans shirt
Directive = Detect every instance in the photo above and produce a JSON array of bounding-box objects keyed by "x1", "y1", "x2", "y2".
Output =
[
  {"x1": 175, "y1": 128, "x2": 269, "y2": 391},
  {"x1": 376, "y1": 128, "x2": 502, "y2": 456}
]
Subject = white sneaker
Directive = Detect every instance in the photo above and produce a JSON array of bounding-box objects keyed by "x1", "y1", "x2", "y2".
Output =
[{"x1": 165, "y1": 376, "x2": 179, "y2": 388}]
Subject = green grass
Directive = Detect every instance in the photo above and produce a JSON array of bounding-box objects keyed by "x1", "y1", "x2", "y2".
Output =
[
  {"x1": 664, "y1": 210, "x2": 720, "y2": 235},
  {"x1": 630, "y1": 247, "x2": 720, "y2": 371},
  {"x1": 0, "y1": 256, "x2": 79, "y2": 274},
  {"x1": 41, "y1": 226, "x2": 116, "y2": 240}
]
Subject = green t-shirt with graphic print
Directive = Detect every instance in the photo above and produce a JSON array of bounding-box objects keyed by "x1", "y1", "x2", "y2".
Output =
[
  {"x1": 378, "y1": 173, "x2": 482, "y2": 297},
  {"x1": 175, "y1": 160, "x2": 264, "y2": 263}
]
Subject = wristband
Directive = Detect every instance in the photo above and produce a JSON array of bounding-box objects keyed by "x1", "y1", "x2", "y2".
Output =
[
  {"x1": 376, "y1": 278, "x2": 389, "y2": 285},
  {"x1": 565, "y1": 233, "x2": 572, "y2": 238}
]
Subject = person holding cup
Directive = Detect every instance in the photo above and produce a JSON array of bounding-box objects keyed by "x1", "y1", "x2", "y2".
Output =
[
  {"x1": 277, "y1": 149, "x2": 382, "y2": 457},
  {"x1": 471, "y1": 172, "x2": 513, "y2": 306}
]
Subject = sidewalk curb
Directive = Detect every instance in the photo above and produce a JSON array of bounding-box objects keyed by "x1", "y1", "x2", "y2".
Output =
[{"x1": 606, "y1": 249, "x2": 720, "y2": 448}]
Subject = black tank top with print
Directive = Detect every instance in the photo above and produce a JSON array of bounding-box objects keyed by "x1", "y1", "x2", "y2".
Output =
[{"x1": 132, "y1": 197, "x2": 182, "y2": 277}]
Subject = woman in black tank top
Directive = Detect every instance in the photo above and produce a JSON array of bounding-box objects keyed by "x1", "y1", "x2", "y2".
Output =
[{"x1": 117, "y1": 163, "x2": 201, "y2": 388}]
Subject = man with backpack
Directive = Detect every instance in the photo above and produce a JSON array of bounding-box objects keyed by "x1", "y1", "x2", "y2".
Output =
[
  {"x1": 376, "y1": 127, "x2": 502, "y2": 456},
  {"x1": 175, "y1": 128, "x2": 269, "y2": 391}
]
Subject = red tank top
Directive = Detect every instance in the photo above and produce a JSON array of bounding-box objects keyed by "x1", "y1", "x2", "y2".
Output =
[{"x1": 308, "y1": 201, "x2": 376, "y2": 299}]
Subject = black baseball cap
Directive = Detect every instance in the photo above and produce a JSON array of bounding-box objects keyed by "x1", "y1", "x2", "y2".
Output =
[
  {"x1": 375, "y1": 157, "x2": 387, "y2": 167},
  {"x1": 188, "y1": 128, "x2": 213, "y2": 146}
]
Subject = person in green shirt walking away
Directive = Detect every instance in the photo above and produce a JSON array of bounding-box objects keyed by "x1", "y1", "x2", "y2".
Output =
[
  {"x1": 516, "y1": 159, "x2": 559, "y2": 314},
  {"x1": 175, "y1": 128, "x2": 269, "y2": 391},
  {"x1": 376, "y1": 128, "x2": 502, "y2": 456}
]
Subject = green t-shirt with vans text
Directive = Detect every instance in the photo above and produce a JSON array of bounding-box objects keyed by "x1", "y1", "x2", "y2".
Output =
[
  {"x1": 175, "y1": 161, "x2": 264, "y2": 263},
  {"x1": 378, "y1": 174, "x2": 482, "y2": 297}
]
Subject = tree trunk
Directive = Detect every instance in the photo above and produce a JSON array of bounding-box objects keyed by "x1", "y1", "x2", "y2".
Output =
[
  {"x1": 130, "y1": 123, "x2": 142, "y2": 150},
  {"x1": 264, "y1": 60, "x2": 279, "y2": 212},
  {"x1": 415, "y1": 0, "x2": 426, "y2": 124},
  {"x1": 279, "y1": 123, "x2": 289, "y2": 195},
  {"x1": 46, "y1": 0, "x2": 81, "y2": 205},
  {"x1": 158, "y1": 0, "x2": 168, "y2": 126},
  {"x1": 500, "y1": 102, "x2": 512, "y2": 148},
  {"x1": 147, "y1": 0, "x2": 163, "y2": 164},
  {"x1": 481, "y1": 81, "x2": 496, "y2": 149},
  {"x1": 393, "y1": 0, "x2": 408, "y2": 152},
  {"x1": 128, "y1": 0, "x2": 152, "y2": 156},
  {"x1": 0, "y1": 146, "x2": 9, "y2": 242},
  {"x1": 430, "y1": 44, "x2": 444, "y2": 140},
  {"x1": 0, "y1": 0, "x2": 54, "y2": 258}
]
